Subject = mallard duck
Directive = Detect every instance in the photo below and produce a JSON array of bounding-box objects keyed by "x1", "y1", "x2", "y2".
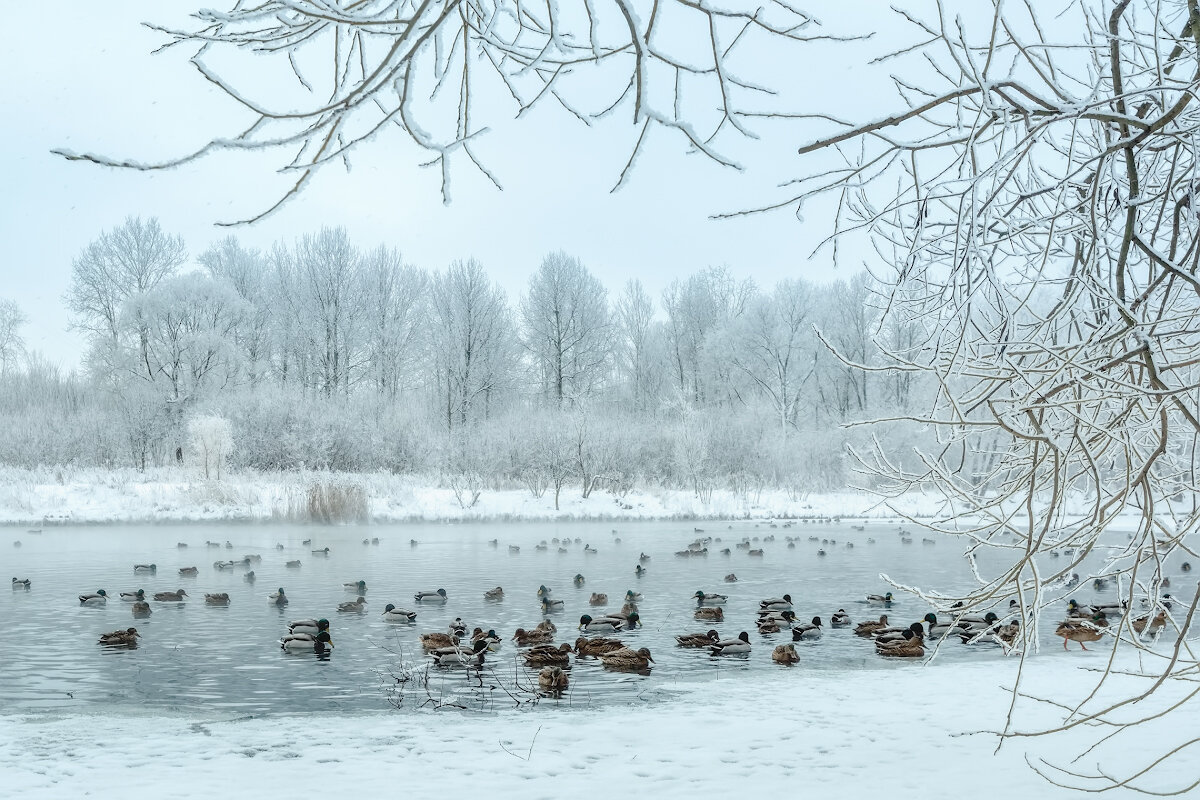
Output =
[
  {"x1": 792, "y1": 617, "x2": 823, "y2": 640},
  {"x1": 710, "y1": 631, "x2": 752, "y2": 655},
  {"x1": 854, "y1": 615, "x2": 888, "y2": 637},
  {"x1": 537, "y1": 619, "x2": 557, "y2": 634},
  {"x1": 281, "y1": 630, "x2": 333, "y2": 653},
  {"x1": 831, "y1": 609, "x2": 851, "y2": 628},
  {"x1": 635, "y1": 565, "x2": 647, "y2": 577},
  {"x1": 759, "y1": 595, "x2": 793, "y2": 611},
  {"x1": 509, "y1": 545, "x2": 520, "y2": 553},
  {"x1": 724, "y1": 573, "x2": 737, "y2": 582},
  {"x1": 448, "y1": 618, "x2": 467, "y2": 636},
  {"x1": 289, "y1": 618, "x2": 329, "y2": 635},
  {"x1": 693, "y1": 590, "x2": 727, "y2": 605},
  {"x1": 98, "y1": 627, "x2": 140, "y2": 647},
  {"x1": 213, "y1": 560, "x2": 238, "y2": 570},
  {"x1": 1056, "y1": 614, "x2": 1107, "y2": 650},
  {"x1": 338, "y1": 596, "x2": 368, "y2": 613},
  {"x1": 772, "y1": 644, "x2": 800, "y2": 664},
  {"x1": 1067, "y1": 599, "x2": 1123, "y2": 618},
  {"x1": 538, "y1": 665, "x2": 569, "y2": 694},
  {"x1": 694, "y1": 606, "x2": 725, "y2": 622},
  {"x1": 120, "y1": 589, "x2": 146, "y2": 602},
  {"x1": 154, "y1": 589, "x2": 189, "y2": 602},
  {"x1": 875, "y1": 622, "x2": 924, "y2": 644},
  {"x1": 524, "y1": 642, "x2": 572, "y2": 667},
  {"x1": 599, "y1": 646, "x2": 654, "y2": 671},
  {"x1": 79, "y1": 589, "x2": 108, "y2": 606},
  {"x1": 285, "y1": 560, "x2": 302, "y2": 568},
  {"x1": 922, "y1": 613, "x2": 954, "y2": 638},
  {"x1": 574, "y1": 574, "x2": 586, "y2": 587},
  {"x1": 625, "y1": 590, "x2": 643, "y2": 603},
  {"x1": 867, "y1": 592, "x2": 894, "y2": 605},
  {"x1": 133, "y1": 564, "x2": 157, "y2": 574},
  {"x1": 955, "y1": 611, "x2": 1001, "y2": 629},
  {"x1": 574, "y1": 636, "x2": 626, "y2": 656},
  {"x1": 244, "y1": 570, "x2": 256, "y2": 583},
  {"x1": 11, "y1": 577, "x2": 30, "y2": 590},
  {"x1": 589, "y1": 593, "x2": 608, "y2": 606},
  {"x1": 205, "y1": 593, "x2": 230, "y2": 606},
  {"x1": 757, "y1": 617, "x2": 781, "y2": 634},
  {"x1": 430, "y1": 639, "x2": 488, "y2": 666},
  {"x1": 131, "y1": 601, "x2": 151, "y2": 617},
  {"x1": 1133, "y1": 611, "x2": 1167, "y2": 635},
  {"x1": 178, "y1": 566, "x2": 199, "y2": 577},
  {"x1": 578, "y1": 614, "x2": 624, "y2": 633},
  {"x1": 473, "y1": 629, "x2": 502, "y2": 650},
  {"x1": 541, "y1": 597, "x2": 565, "y2": 613},
  {"x1": 484, "y1": 586, "x2": 504, "y2": 600},
  {"x1": 757, "y1": 609, "x2": 797, "y2": 626},
  {"x1": 312, "y1": 547, "x2": 330, "y2": 555},
  {"x1": 512, "y1": 627, "x2": 554, "y2": 646},
  {"x1": 269, "y1": 588, "x2": 288, "y2": 606},
  {"x1": 537, "y1": 585, "x2": 553, "y2": 599},
  {"x1": 675, "y1": 629, "x2": 720, "y2": 648},
  {"x1": 1092, "y1": 577, "x2": 1109, "y2": 591},
  {"x1": 421, "y1": 631, "x2": 459, "y2": 649},
  {"x1": 343, "y1": 580, "x2": 367, "y2": 594},
  {"x1": 382, "y1": 604, "x2": 418, "y2": 621},
  {"x1": 876, "y1": 629, "x2": 924, "y2": 658},
  {"x1": 414, "y1": 588, "x2": 448, "y2": 603}
]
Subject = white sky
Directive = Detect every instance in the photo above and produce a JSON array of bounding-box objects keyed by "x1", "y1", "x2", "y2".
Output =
[{"x1": 0, "y1": 2, "x2": 972, "y2": 369}]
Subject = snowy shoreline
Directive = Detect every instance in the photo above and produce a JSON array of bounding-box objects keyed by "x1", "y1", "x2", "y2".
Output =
[{"x1": 0, "y1": 467, "x2": 943, "y2": 526}]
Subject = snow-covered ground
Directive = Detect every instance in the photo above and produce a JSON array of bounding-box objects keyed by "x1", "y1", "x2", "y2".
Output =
[
  {"x1": 2, "y1": 656, "x2": 1190, "y2": 798},
  {"x1": 0, "y1": 466, "x2": 943, "y2": 525}
]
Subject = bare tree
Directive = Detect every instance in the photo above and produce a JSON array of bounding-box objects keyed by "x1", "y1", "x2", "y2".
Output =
[
  {"x1": 0, "y1": 300, "x2": 26, "y2": 372},
  {"x1": 614, "y1": 279, "x2": 663, "y2": 413},
  {"x1": 773, "y1": 2, "x2": 1200, "y2": 792},
  {"x1": 56, "y1": 2, "x2": 828, "y2": 224},
  {"x1": 661, "y1": 267, "x2": 755, "y2": 405},
  {"x1": 361, "y1": 246, "x2": 427, "y2": 399},
  {"x1": 520, "y1": 251, "x2": 611, "y2": 405},
  {"x1": 200, "y1": 237, "x2": 274, "y2": 386}
]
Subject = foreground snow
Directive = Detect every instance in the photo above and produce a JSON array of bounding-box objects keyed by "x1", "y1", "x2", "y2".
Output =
[
  {"x1": 2, "y1": 657, "x2": 1189, "y2": 798},
  {"x1": 0, "y1": 466, "x2": 940, "y2": 525}
]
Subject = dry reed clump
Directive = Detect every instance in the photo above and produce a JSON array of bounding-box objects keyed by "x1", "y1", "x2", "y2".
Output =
[{"x1": 300, "y1": 480, "x2": 369, "y2": 524}]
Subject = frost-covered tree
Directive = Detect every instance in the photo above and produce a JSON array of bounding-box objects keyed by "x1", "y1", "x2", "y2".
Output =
[
  {"x1": 187, "y1": 413, "x2": 234, "y2": 480},
  {"x1": 200, "y1": 237, "x2": 273, "y2": 386},
  {"x1": 0, "y1": 299, "x2": 26, "y2": 372},
  {"x1": 520, "y1": 252, "x2": 611, "y2": 405},
  {"x1": 614, "y1": 280, "x2": 665, "y2": 413},
  {"x1": 361, "y1": 246, "x2": 426, "y2": 399},
  {"x1": 661, "y1": 267, "x2": 755, "y2": 405}
]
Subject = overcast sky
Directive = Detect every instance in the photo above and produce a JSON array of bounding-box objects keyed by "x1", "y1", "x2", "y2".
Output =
[{"x1": 0, "y1": 2, "x2": 971, "y2": 369}]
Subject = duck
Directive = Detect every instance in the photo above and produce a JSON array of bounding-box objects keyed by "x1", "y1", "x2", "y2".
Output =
[
  {"x1": 694, "y1": 606, "x2": 725, "y2": 622},
  {"x1": 955, "y1": 612, "x2": 1001, "y2": 634},
  {"x1": 574, "y1": 574, "x2": 586, "y2": 587},
  {"x1": 1056, "y1": 614, "x2": 1107, "y2": 650},
  {"x1": 876, "y1": 628, "x2": 925, "y2": 658},
  {"x1": 578, "y1": 614, "x2": 624, "y2": 633},
  {"x1": 867, "y1": 592, "x2": 894, "y2": 605},
  {"x1": 1132, "y1": 612, "x2": 1167, "y2": 636},
  {"x1": 831, "y1": 609, "x2": 851, "y2": 628},
  {"x1": 723, "y1": 573, "x2": 737, "y2": 582},
  {"x1": 430, "y1": 639, "x2": 488, "y2": 666},
  {"x1": 420, "y1": 632, "x2": 460, "y2": 650},
  {"x1": 675, "y1": 629, "x2": 720, "y2": 648},
  {"x1": 133, "y1": 564, "x2": 157, "y2": 574},
  {"x1": 854, "y1": 615, "x2": 889, "y2": 637},
  {"x1": 382, "y1": 604, "x2": 418, "y2": 622},
  {"x1": 269, "y1": 588, "x2": 288, "y2": 607},
  {"x1": 537, "y1": 585, "x2": 553, "y2": 599},
  {"x1": 589, "y1": 593, "x2": 608, "y2": 606},
  {"x1": 709, "y1": 631, "x2": 752, "y2": 655},
  {"x1": 540, "y1": 596, "x2": 565, "y2": 614},
  {"x1": 119, "y1": 589, "x2": 146, "y2": 602},
  {"x1": 204, "y1": 593, "x2": 230, "y2": 606},
  {"x1": 791, "y1": 616, "x2": 823, "y2": 640},
  {"x1": 757, "y1": 618, "x2": 781, "y2": 634},
  {"x1": 448, "y1": 618, "x2": 467, "y2": 637},
  {"x1": 772, "y1": 644, "x2": 800, "y2": 665},
  {"x1": 694, "y1": 590, "x2": 727, "y2": 605},
  {"x1": 285, "y1": 560, "x2": 302, "y2": 568},
  {"x1": 79, "y1": 589, "x2": 108, "y2": 606},
  {"x1": 1067, "y1": 599, "x2": 1123, "y2": 618},
  {"x1": 538, "y1": 665, "x2": 569, "y2": 694},
  {"x1": 338, "y1": 596, "x2": 368, "y2": 613},
  {"x1": 574, "y1": 636, "x2": 626, "y2": 656},
  {"x1": 512, "y1": 627, "x2": 555, "y2": 646},
  {"x1": 473, "y1": 629, "x2": 502, "y2": 650},
  {"x1": 599, "y1": 646, "x2": 654, "y2": 671},
  {"x1": 244, "y1": 570, "x2": 256, "y2": 583},
  {"x1": 311, "y1": 547, "x2": 330, "y2": 555},
  {"x1": 921, "y1": 613, "x2": 954, "y2": 638},
  {"x1": 639, "y1": 553, "x2": 651, "y2": 563},
  {"x1": 508, "y1": 545, "x2": 520, "y2": 553},
  {"x1": 635, "y1": 565, "x2": 647, "y2": 577},
  {"x1": 624, "y1": 590, "x2": 643, "y2": 603},
  {"x1": 154, "y1": 589, "x2": 189, "y2": 602},
  {"x1": 961, "y1": 620, "x2": 1020, "y2": 647},
  {"x1": 98, "y1": 627, "x2": 140, "y2": 647},
  {"x1": 281, "y1": 630, "x2": 333, "y2": 653},
  {"x1": 213, "y1": 560, "x2": 238, "y2": 570},
  {"x1": 343, "y1": 580, "x2": 367, "y2": 594},
  {"x1": 131, "y1": 601, "x2": 152, "y2": 617},
  {"x1": 756, "y1": 609, "x2": 797, "y2": 626},
  {"x1": 875, "y1": 622, "x2": 925, "y2": 644},
  {"x1": 523, "y1": 642, "x2": 572, "y2": 667},
  {"x1": 414, "y1": 588, "x2": 448, "y2": 603},
  {"x1": 484, "y1": 586, "x2": 504, "y2": 600},
  {"x1": 1092, "y1": 578, "x2": 1109, "y2": 591},
  {"x1": 759, "y1": 595, "x2": 793, "y2": 611},
  {"x1": 179, "y1": 566, "x2": 199, "y2": 577},
  {"x1": 288, "y1": 618, "x2": 329, "y2": 635}
]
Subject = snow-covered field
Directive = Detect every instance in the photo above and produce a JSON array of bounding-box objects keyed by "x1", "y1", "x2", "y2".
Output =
[
  {"x1": 0, "y1": 466, "x2": 941, "y2": 525},
  {"x1": 2, "y1": 656, "x2": 1190, "y2": 798}
]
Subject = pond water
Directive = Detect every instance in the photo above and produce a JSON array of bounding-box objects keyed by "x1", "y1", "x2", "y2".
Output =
[{"x1": 3, "y1": 518, "x2": 1181, "y2": 715}]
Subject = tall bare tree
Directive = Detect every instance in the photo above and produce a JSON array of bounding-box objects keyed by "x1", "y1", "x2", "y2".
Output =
[{"x1": 0, "y1": 299, "x2": 26, "y2": 372}]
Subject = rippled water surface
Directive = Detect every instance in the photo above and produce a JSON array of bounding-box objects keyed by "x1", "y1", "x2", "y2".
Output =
[{"x1": 3, "y1": 518, "x2": 1174, "y2": 714}]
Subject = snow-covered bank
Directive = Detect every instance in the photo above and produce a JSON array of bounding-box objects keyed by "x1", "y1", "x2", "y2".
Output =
[
  {"x1": 2, "y1": 658, "x2": 1190, "y2": 798},
  {"x1": 0, "y1": 466, "x2": 939, "y2": 525}
]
